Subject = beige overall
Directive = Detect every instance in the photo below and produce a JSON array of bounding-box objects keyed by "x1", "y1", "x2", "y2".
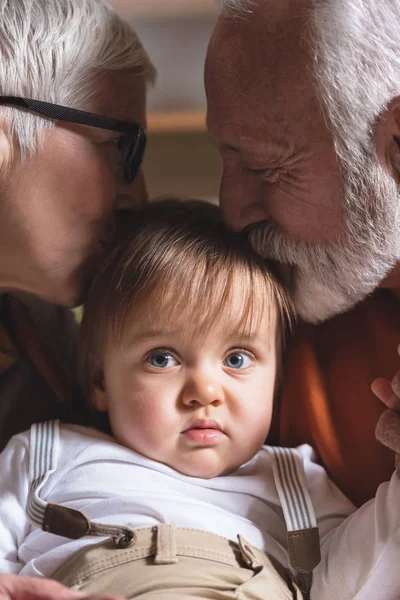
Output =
[{"x1": 28, "y1": 421, "x2": 321, "y2": 599}]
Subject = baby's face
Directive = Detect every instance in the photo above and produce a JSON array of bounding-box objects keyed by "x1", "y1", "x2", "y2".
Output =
[{"x1": 94, "y1": 287, "x2": 277, "y2": 478}]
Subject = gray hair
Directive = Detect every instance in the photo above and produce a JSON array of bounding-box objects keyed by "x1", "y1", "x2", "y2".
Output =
[{"x1": 0, "y1": 0, "x2": 156, "y2": 153}]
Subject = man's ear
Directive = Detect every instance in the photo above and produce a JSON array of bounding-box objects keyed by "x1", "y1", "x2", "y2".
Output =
[
  {"x1": 375, "y1": 96, "x2": 400, "y2": 183},
  {"x1": 92, "y1": 369, "x2": 109, "y2": 412}
]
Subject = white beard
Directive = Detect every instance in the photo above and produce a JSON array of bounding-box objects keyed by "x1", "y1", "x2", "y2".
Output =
[{"x1": 248, "y1": 154, "x2": 400, "y2": 323}]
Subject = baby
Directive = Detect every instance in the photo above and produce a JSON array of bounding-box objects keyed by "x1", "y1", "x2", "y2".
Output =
[{"x1": 0, "y1": 199, "x2": 399, "y2": 600}]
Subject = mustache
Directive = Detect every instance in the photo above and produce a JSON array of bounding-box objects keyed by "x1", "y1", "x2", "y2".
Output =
[
  {"x1": 243, "y1": 220, "x2": 298, "y2": 289},
  {"x1": 245, "y1": 219, "x2": 299, "y2": 262},
  {"x1": 243, "y1": 219, "x2": 275, "y2": 246},
  {"x1": 245, "y1": 218, "x2": 348, "y2": 289}
]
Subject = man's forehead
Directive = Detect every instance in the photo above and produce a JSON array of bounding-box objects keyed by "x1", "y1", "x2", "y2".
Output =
[
  {"x1": 205, "y1": 1, "x2": 315, "y2": 145},
  {"x1": 207, "y1": 2, "x2": 311, "y2": 90}
]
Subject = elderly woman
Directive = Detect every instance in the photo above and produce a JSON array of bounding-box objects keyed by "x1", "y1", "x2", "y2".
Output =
[{"x1": 0, "y1": 1, "x2": 155, "y2": 598}]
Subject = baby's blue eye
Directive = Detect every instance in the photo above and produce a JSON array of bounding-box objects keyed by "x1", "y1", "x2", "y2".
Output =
[
  {"x1": 149, "y1": 353, "x2": 178, "y2": 369},
  {"x1": 225, "y1": 352, "x2": 251, "y2": 369}
]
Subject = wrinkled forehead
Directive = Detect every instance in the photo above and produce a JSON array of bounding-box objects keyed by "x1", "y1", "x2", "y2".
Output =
[{"x1": 205, "y1": 1, "x2": 315, "y2": 140}]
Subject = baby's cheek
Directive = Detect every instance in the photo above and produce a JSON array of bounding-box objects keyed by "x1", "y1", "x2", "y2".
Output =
[
  {"x1": 249, "y1": 408, "x2": 273, "y2": 446},
  {"x1": 127, "y1": 400, "x2": 172, "y2": 450}
]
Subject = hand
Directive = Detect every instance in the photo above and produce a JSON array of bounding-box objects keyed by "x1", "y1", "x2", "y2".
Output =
[
  {"x1": 371, "y1": 345, "x2": 400, "y2": 413},
  {"x1": 0, "y1": 574, "x2": 124, "y2": 600},
  {"x1": 372, "y1": 346, "x2": 400, "y2": 471}
]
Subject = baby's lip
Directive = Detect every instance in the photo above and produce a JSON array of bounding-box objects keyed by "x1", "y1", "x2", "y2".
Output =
[{"x1": 182, "y1": 419, "x2": 223, "y2": 433}]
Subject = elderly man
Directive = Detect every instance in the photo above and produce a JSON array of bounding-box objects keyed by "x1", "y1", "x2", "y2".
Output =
[
  {"x1": 0, "y1": 0, "x2": 155, "y2": 598},
  {"x1": 205, "y1": 0, "x2": 400, "y2": 506}
]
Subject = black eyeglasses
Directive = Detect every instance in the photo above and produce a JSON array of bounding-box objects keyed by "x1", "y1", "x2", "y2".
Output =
[{"x1": 0, "y1": 96, "x2": 146, "y2": 183}]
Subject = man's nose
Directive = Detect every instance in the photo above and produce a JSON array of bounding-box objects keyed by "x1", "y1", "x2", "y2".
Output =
[
  {"x1": 115, "y1": 168, "x2": 148, "y2": 211},
  {"x1": 219, "y1": 170, "x2": 269, "y2": 232},
  {"x1": 181, "y1": 372, "x2": 224, "y2": 408}
]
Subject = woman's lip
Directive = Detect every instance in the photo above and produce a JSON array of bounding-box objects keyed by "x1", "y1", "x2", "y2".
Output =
[{"x1": 182, "y1": 429, "x2": 225, "y2": 444}]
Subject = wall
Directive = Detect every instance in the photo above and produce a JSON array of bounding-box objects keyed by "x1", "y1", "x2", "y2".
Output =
[{"x1": 109, "y1": 1, "x2": 221, "y2": 203}]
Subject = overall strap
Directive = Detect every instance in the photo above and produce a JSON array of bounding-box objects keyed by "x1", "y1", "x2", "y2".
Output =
[
  {"x1": 267, "y1": 446, "x2": 321, "y2": 598},
  {"x1": 27, "y1": 419, "x2": 59, "y2": 528},
  {"x1": 26, "y1": 420, "x2": 134, "y2": 548}
]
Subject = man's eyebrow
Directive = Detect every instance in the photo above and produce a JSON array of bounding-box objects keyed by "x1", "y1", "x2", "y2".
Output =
[
  {"x1": 219, "y1": 142, "x2": 241, "y2": 153},
  {"x1": 207, "y1": 128, "x2": 235, "y2": 152},
  {"x1": 208, "y1": 131, "x2": 283, "y2": 158},
  {"x1": 208, "y1": 119, "x2": 290, "y2": 159},
  {"x1": 206, "y1": 119, "x2": 240, "y2": 152},
  {"x1": 208, "y1": 135, "x2": 257, "y2": 155}
]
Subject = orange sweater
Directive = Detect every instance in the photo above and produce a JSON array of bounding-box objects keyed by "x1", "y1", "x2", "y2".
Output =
[{"x1": 279, "y1": 288, "x2": 400, "y2": 506}]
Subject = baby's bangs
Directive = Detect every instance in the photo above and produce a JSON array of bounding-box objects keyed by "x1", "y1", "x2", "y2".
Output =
[
  {"x1": 151, "y1": 259, "x2": 279, "y2": 343},
  {"x1": 102, "y1": 198, "x2": 291, "y2": 346}
]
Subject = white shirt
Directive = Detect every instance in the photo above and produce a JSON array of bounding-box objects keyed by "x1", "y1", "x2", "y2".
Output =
[{"x1": 0, "y1": 424, "x2": 399, "y2": 599}]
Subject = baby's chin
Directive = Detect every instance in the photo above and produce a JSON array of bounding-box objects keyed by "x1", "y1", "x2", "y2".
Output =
[{"x1": 172, "y1": 454, "x2": 240, "y2": 480}]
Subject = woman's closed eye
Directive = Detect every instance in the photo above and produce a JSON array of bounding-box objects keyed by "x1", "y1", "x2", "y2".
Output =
[{"x1": 101, "y1": 137, "x2": 124, "y2": 175}]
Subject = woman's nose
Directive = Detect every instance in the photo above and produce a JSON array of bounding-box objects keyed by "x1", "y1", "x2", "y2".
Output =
[{"x1": 116, "y1": 168, "x2": 148, "y2": 210}]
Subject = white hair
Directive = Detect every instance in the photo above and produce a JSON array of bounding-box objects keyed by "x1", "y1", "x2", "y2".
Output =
[{"x1": 0, "y1": 0, "x2": 156, "y2": 153}]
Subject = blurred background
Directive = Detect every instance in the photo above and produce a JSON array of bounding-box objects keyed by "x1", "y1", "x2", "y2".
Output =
[{"x1": 109, "y1": 0, "x2": 221, "y2": 203}]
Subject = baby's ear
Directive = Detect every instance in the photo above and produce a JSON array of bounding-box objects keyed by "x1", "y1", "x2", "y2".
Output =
[{"x1": 92, "y1": 369, "x2": 108, "y2": 412}]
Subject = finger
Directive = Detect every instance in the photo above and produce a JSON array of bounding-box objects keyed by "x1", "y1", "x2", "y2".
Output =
[
  {"x1": 371, "y1": 378, "x2": 400, "y2": 412},
  {"x1": 391, "y1": 370, "x2": 400, "y2": 398},
  {"x1": 376, "y1": 408, "x2": 400, "y2": 454},
  {"x1": 0, "y1": 574, "x2": 81, "y2": 600}
]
